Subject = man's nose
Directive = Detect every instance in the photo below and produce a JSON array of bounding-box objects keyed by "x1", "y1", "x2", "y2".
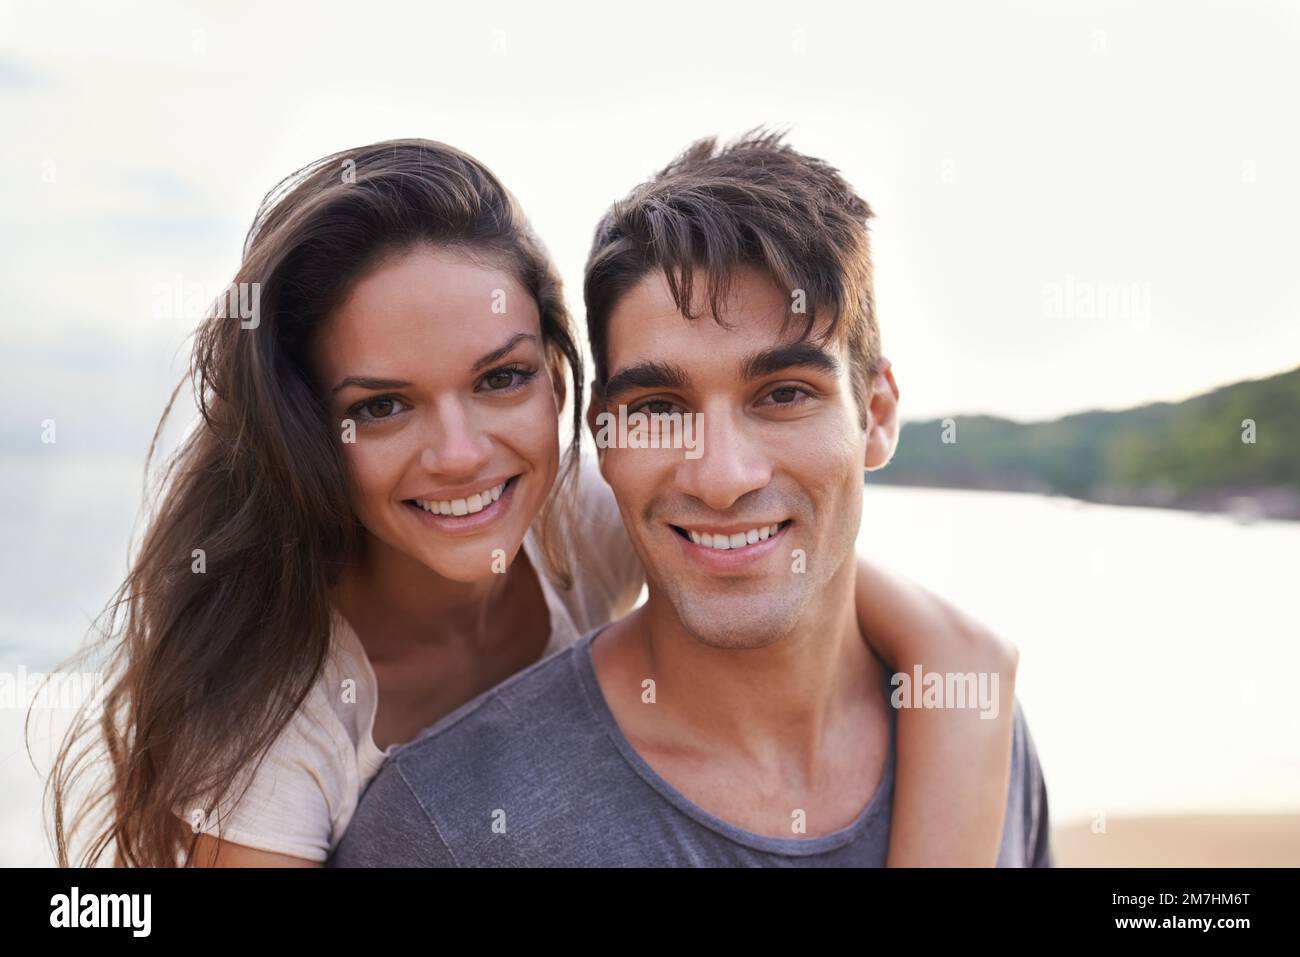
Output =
[{"x1": 673, "y1": 407, "x2": 772, "y2": 512}]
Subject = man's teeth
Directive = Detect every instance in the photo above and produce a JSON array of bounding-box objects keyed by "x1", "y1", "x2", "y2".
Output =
[
  {"x1": 686, "y1": 524, "x2": 783, "y2": 549},
  {"x1": 414, "y1": 482, "x2": 506, "y2": 516}
]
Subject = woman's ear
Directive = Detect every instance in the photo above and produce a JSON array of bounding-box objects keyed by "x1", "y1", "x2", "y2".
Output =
[
  {"x1": 548, "y1": 352, "x2": 567, "y2": 411},
  {"x1": 585, "y1": 386, "x2": 605, "y2": 462},
  {"x1": 864, "y1": 357, "x2": 901, "y2": 472}
]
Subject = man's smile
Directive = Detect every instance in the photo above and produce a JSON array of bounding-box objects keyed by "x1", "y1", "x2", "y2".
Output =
[
  {"x1": 670, "y1": 519, "x2": 794, "y2": 550},
  {"x1": 668, "y1": 519, "x2": 794, "y2": 570}
]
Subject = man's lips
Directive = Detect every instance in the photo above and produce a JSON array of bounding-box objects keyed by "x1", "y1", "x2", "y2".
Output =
[
  {"x1": 669, "y1": 519, "x2": 793, "y2": 550},
  {"x1": 669, "y1": 519, "x2": 793, "y2": 566}
]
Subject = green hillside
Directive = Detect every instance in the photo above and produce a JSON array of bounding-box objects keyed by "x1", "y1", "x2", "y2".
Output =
[{"x1": 872, "y1": 366, "x2": 1300, "y2": 519}]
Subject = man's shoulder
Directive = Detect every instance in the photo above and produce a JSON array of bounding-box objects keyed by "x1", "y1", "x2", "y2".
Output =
[
  {"x1": 344, "y1": 636, "x2": 633, "y2": 865},
  {"x1": 389, "y1": 642, "x2": 592, "y2": 790},
  {"x1": 378, "y1": 636, "x2": 631, "y2": 831},
  {"x1": 1009, "y1": 698, "x2": 1045, "y2": 794},
  {"x1": 1002, "y1": 699, "x2": 1053, "y2": 867}
]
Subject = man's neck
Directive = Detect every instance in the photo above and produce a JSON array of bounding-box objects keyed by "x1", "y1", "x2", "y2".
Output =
[{"x1": 592, "y1": 564, "x2": 883, "y2": 783}]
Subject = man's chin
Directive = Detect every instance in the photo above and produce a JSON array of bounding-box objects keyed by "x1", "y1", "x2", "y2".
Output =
[{"x1": 667, "y1": 590, "x2": 805, "y2": 651}]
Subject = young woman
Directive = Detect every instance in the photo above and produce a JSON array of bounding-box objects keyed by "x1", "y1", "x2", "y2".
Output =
[{"x1": 48, "y1": 139, "x2": 1018, "y2": 868}]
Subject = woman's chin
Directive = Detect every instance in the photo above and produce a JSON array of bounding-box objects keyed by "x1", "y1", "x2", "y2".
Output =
[{"x1": 415, "y1": 540, "x2": 525, "y2": 583}]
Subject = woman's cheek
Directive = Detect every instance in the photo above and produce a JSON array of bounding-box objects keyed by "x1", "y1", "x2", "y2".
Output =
[
  {"x1": 518, "y1": 389, "x2": 562, "y2": 476},
  {"x1": 343, "y1": 434, "x2": 406, "y2": 526}
]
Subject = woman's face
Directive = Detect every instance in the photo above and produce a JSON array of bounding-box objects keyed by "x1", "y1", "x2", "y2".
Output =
[{"x1": 311, "y1": 245, "x2": 560, "y2": 582}]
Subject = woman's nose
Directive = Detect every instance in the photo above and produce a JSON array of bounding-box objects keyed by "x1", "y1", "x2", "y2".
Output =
[{"x1": 418, "y1": 402, "x2": 492, "y2": 477}]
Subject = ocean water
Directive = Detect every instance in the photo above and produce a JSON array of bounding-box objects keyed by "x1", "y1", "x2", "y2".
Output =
[
  {"x1": 853, "y1": 484, "x2": 1300, "y2": 828},
  {"x1": 2, "y1": 456, "x2": 1298, "y2": 865}
]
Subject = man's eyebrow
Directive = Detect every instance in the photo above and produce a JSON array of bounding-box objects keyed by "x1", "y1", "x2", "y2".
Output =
[
  {"x1": 472, "y1": 332, "x2": 537, "y2": 372},
  {"x1": 741, "y1": 342, "x2": 840, "y2": 380},
  {"x1": 331, "y1": 375, "x2": 412, "y2": 396},
  {"x1": 602, "y1": 361, "x2": 690, "y2": 402}
]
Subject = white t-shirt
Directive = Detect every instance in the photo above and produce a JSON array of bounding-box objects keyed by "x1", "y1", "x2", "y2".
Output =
[{"x1": 191, "y1": 463, "x2": 645, "y2": 862}]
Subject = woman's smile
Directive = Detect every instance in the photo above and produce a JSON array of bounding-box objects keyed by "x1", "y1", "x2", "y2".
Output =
[{"x1": 402, "y1": 474, "x2": 522, "y2": 535}]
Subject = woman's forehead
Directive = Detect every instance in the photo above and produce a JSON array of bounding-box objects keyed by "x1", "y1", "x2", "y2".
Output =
[{"x1": 312, "y1": 247, "x2": 541, "y2": 383}]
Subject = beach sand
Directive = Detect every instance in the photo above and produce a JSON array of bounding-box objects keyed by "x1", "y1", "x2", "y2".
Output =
[{"x1": 1052, "y1": 814, "x2": 1300, "y2": 867}]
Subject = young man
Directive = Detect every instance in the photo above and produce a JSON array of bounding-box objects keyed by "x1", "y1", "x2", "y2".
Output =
[{"x1": 331, "y1": 132, "x2": 1052, "y2": 867}]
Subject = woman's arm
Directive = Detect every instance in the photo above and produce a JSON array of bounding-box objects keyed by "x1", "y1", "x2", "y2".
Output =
[
  {"x1": 856, "y1": 555, "x2": 1019, "y2": 866},
  {"x1": 191, "y1": 833, "x2": 319, "y2": 867}
]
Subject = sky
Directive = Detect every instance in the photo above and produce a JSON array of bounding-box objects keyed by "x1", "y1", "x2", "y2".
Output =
[
  {"x1": 3, "y1": 3, "x2": 1298, "y2": 867},
  {"x1": 1, "y1": 0, "x2": 1298, "y2": 462}
]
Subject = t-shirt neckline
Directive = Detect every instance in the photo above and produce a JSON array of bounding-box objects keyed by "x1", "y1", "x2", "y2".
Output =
[{"x1": 572, "y1": 623, "x2": 898, "y2": 857}]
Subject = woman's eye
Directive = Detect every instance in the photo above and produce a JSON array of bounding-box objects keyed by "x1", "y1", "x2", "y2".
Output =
[
  {"x1": 349, "y1": 395, "x2": 408, "y2": 421},
  {"x1": 479, "y1": 366, "x2": 536, "y2": 392}
]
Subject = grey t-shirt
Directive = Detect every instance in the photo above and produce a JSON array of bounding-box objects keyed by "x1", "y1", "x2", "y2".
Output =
[{"x1": 330, "y1": 626, "x2": 1053, "y2": 867}]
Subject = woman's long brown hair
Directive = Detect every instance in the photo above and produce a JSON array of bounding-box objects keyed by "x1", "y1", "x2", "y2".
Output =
[{"x1": 42, "y1": 139, "x2": 583, "y2": 866}]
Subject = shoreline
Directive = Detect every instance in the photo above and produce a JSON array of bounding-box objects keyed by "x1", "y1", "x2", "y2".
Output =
[{"x1": 1052, "y1": 814, "x2": 1300, "y2": 867}]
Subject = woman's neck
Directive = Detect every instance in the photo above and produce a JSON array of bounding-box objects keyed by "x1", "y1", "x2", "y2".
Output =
[{"x1": 330, "y1": 533, "x2": 517, "y2": 663}]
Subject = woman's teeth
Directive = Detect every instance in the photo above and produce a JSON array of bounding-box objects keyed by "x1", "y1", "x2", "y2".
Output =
[
  {"x1": 414, "y1": 481, "x2": 506, "y2": 516},
  {"x1": 686, "y1": 524, "x2": 782, "y2": 550}
]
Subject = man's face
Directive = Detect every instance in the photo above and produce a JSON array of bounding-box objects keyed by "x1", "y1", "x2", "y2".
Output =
[{"x1": 592, "y1": 266, "x2": 888, "y2": 649}]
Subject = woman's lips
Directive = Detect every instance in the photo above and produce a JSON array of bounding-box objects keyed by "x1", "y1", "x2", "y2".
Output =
[{"x1": 404, "y1": 475, "x2": 519, "y2": 535}]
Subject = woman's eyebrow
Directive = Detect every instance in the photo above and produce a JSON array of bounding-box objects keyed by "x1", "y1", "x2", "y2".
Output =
[
  {"x1": 331, "y1": 376, "x2": 412, "y2": 396},
  {"x1": 329, "y1": 333, "x2": 538, "y2": 395},
  {"x1": 472, "y1": 332, "x2": 537, "y2": 372}
]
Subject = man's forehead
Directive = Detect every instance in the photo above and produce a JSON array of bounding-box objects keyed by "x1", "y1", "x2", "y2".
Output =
[
  {"x1": 613, "y1": 266, "x2": 783, "y2": 321},
  {"x1": 606, "y1": 266, "x2": 836, "y2": 353}
]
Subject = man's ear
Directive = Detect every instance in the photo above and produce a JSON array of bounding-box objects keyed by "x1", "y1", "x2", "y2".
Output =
[{"x1": 864, "y1": 357, "x2": 901, "y2": 472}]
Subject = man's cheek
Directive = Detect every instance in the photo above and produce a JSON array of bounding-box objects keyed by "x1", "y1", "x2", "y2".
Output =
[{"x1": 601, "y1": 450, "x2": 637, "y2": 494}]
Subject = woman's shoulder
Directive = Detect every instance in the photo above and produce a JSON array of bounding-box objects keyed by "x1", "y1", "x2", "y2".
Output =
[
  {"x1": 572, "y1": 456, "x2": 631, "y2": 546},
  {"x1": 319, "y1": 609, "x2": 383, "y2": 743},
  {"x1": 232, "y1": 615, "x2": 370, "y2": 779},
  {"x1": 186, "y1": 611, "x2": 381, "y2": 862},
  {"x1": 543, "y1": 457, "x2": 645, "y2": 625}
]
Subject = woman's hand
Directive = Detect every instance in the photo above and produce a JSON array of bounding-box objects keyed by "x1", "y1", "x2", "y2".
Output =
[{"x1": 855, "y1": 555, "x2": 1019, "y2": 866}]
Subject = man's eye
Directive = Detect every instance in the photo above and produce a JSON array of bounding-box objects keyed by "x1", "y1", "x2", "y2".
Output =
[
  {"x1": 761, "y1": 386, "x2": 812, "y2": 407},
  {"x1": 629, "y1": 399, "x2": 683, "y2": 416},
  {"x1": 479, "y1": 365, "x2": 536, "y2": 392}
]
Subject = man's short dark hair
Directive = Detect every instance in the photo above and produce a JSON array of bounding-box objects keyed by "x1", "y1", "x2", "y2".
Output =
[{"x1": 583, "y1": 129, "x2": 882, "y2": 426}]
